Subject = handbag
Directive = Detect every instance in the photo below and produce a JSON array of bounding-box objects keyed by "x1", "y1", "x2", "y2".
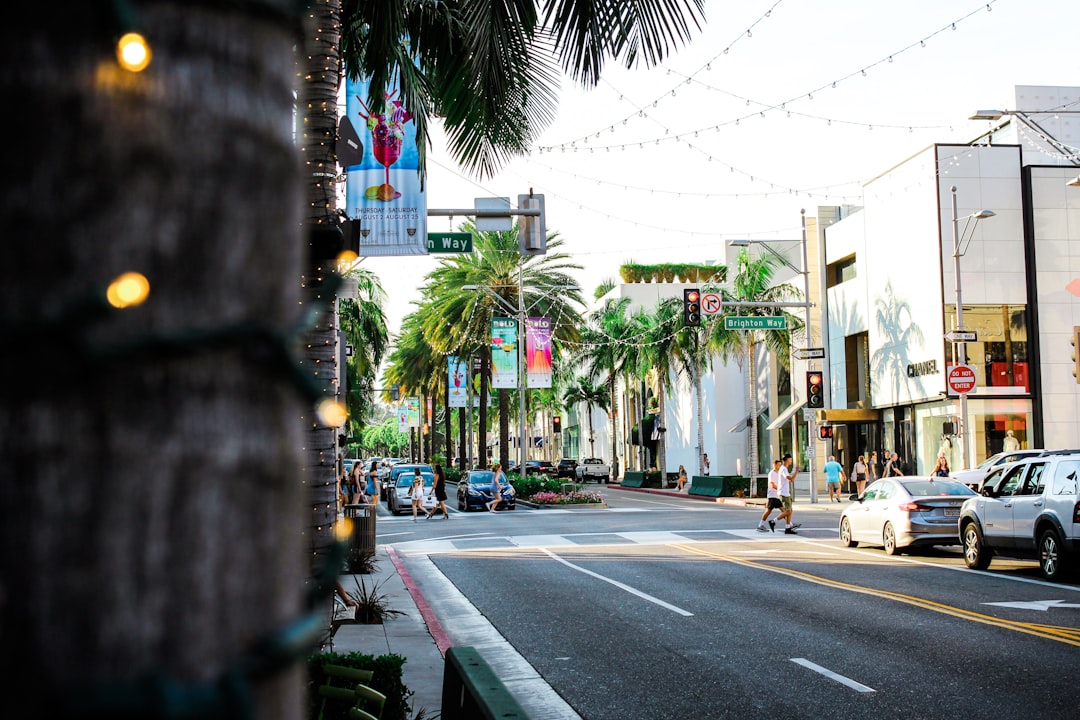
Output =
[{"x1": 421, "y1": 490, "x2": 437, "y2": 509}]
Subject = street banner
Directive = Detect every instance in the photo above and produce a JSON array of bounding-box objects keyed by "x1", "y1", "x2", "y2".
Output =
[
  {"x1": 491, "y1": 317, "x2": 518, "y2": 389},
  {"x1": 397, "y1": 404, "x2": 408, "y2": 432},
  {"x1": 526, "y1": 317, "x2": 553, "y2": 388},
  {"x1": 406, "y1": 396, "x2": 420, "y2": 428},
  {"x1": 343, "y1": 69, "x2": 426, "y2": 255},
  {"x1": 448, "y1": 356, "x2": 467, "y2": 407}
]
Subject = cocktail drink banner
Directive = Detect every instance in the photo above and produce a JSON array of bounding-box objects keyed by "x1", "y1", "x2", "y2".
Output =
[
  {"x1": 448, "y1": 356, "x2": 468, "y2": 408},
  {"x1": 344, "y1": 67, "x2": 426, "y2": 255}
]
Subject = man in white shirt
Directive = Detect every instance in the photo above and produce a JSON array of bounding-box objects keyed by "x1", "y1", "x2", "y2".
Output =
[
  {"x1": 757, "y1": 459, "x2": 783, "y2": 533},
  {"x1": 778, "y1": 453, "x2": 801, "y2": 534}
]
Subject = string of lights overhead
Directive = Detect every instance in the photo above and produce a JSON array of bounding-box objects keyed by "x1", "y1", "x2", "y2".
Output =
[{"x1": 538, "y1": 0, "x2": 1001, "y2": 153}]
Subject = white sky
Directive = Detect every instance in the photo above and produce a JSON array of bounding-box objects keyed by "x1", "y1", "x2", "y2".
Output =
[{"x1": 355, "y1": 0, "x2": 1080, "y2": 341}]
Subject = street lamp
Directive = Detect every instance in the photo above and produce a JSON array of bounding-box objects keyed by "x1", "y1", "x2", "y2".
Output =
[
  {"x1": 949, "y1": 185, "x2": 995, "y2": 470},
  {"x1": 729, "y1": 209, "x2": 815, "y2": 502}
]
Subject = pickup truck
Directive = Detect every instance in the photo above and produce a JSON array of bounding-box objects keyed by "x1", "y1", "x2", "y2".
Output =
[{"x1": 575, "y1": 457, "x2": 610, "y2": 483}]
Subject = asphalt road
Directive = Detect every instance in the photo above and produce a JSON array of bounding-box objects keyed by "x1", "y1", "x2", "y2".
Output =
[{"x1": 377, "y1": 486, "x2": 1080, "y2": 720}]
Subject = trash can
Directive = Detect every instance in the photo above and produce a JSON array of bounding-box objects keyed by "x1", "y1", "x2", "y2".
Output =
[{"x1": 343, "y1": 503, "x2": 376, "y2": 571}]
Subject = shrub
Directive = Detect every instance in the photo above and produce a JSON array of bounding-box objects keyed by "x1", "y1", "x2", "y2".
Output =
[
  {"x1": 510, "y1": 475, "x2": 560, "y2": 498},
  {"x1": 307, "y1": 651, "x2": 411, "y2": 720}
]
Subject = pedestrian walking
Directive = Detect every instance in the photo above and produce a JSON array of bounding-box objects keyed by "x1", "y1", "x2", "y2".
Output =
[
  {"x1": 778, "y1": 453, "x2": 800, "y2": 533},
  {"x1": 365, "y1": 460, "x2": 380, "y2": 504},
  {"x1": 931, "y1": 455, "x2": 950, "y2": 477},
  {"x1": 868, "y1": 451, "x2": 880, "y2": 484},
  {"x1": 824, "y1": 455, "x2": 846, "y2": 503},
  {"x1": 408, "y1": 468, "x2": 424, "y2": 521},
  {"x1": 757, "y1": 459, "x2": 784, "y2": 532},
  {"x1": 486, "y1": 463, "x2": 506, "y2": 512},
  {"x1": 676, "y1": 465, "x2": 688, "y2": 492},
  {"x1": 883, "y1": 452, "x2": 904, "y2": 477},
  {"x1": 702, "y1": 453, "x2": 711, "y2": 476},
  {"x1": 348, "y1": 463, "x2": 364, "y2": 505},
  {"x1": 851, "y1": 454, "x2": 868, "y2": 496},
  {"x1": 426, "y1": 463, "x2": 450, "y2": 519}
]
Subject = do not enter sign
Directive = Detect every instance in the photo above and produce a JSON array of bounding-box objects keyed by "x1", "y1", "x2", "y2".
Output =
[{"x1": 947, "y1": 364, "x2": 977, "y2": 395}]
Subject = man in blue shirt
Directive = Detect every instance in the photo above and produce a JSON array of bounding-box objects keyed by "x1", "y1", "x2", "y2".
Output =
[{"x1": 823, "y1": 455, "x2": 845, "y2": 503}]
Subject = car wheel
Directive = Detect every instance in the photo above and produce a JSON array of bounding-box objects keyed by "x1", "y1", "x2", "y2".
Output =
[
  {"x1": 1038, "y1": 529, "x2": 1066, "y2": 581},
  {"x1": 962, "y1": 522, "x2": 991, "y2": 570},
  {"x1": 839, "y1": 517, "x2": 856, "y2": 547},
  {"x1": 883, "y1": 523, "x2": 900, "y2": 555}
]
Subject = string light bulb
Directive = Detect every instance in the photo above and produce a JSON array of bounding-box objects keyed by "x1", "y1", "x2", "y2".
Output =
[
  {"x1": 116, "y1": 32, "x2": 151, "y2": 72},
  {"x1": 316, "y1": 398, "x2": 348, "y2": 428},
  {"x1": 106, "y1": 271, "x2": 150, "y2": 308}
]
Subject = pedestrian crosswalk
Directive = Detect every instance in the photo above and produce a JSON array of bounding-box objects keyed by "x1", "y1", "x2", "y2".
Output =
[{"x1": 387, "y1": 526, "x2": 836, "y2": 554}]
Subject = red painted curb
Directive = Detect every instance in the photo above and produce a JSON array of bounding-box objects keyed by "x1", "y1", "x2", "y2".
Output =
[{"x1": 386, "y1": 546, "x2": 452, "y2": 657}]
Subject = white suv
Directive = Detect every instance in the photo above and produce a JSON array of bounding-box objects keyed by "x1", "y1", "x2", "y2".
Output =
[{"x1": 958, "y1": 450, "x2": 1080, "y2": 581}]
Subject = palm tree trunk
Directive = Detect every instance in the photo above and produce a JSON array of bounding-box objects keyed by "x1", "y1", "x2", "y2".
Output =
[
  {"x1": 1, "y1": 3, "x2": 307, "y2": 716},
  {"x1": 609, "y1": 375, "x2": 619, "y2": 468},
  {"x1": 479, "y1": 351, "x2": 489, "y2": 467},
  {"x1": 694, "y1": 358, "x2": 705, "y2": 476},
  {"x1": 499, "y1": 390, "x2": 510, "y2": 470},
  {"x1": 657, "y1": 381, "x2": 668, "y2": 482}
]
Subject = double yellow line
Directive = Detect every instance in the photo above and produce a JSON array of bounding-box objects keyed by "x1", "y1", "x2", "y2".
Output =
[{"x1": 677, "y1": 544, "x2": 1080, "y2": 646}]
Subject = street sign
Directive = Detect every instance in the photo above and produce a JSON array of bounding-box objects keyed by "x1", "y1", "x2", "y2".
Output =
[
  {"x1": 701, "y1": 292, "x2": 722, "y2": 315},
  {"x1": 427, "y1": 232, "x2": 473, "y2": 253},
  {"x1": 794, "y1": 347, "x2": 826, "y2": 360},
  {"x1": 947, "y1": 364, "x2": 977, "y2": 395},
  {"x1": 723, "y1": 316, "x2": 788, "y2": 330},
  {"x1": 945, "y1": 330, "x2": 978, "y2": 342}
]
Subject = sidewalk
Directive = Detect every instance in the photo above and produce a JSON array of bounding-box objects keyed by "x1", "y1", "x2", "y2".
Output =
[{"x1": 330, "y1": 545, "x2": 448, "y2": 720}]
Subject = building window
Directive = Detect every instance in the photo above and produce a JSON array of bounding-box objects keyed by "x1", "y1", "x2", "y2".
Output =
[{"x1": 826, "y1": 254, "x2": 857, "y2": 289}]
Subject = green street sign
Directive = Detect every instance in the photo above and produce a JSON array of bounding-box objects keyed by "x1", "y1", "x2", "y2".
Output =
[
  {"x1": 427, "y1": 232, "x2": 473, "y2": 253},
  {"x1": 723, "y1": 316, "x2": 788, "y2": 331}
]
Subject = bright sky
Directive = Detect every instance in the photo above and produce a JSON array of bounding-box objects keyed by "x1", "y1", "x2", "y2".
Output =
[{"x1": 357, "y1": 0, "x2": 1080, "y2": 340}]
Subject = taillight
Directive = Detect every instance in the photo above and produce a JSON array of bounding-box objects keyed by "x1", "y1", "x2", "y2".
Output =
[
  {"x1": 1073, "y1": 503, "x2": 1080, "y2": 524},
  {"x1": 898, "y1": 502, "x2": 927, "y2": 512}
]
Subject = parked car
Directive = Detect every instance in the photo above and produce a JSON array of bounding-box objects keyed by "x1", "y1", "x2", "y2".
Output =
[
  {"x1": 386, "y1": 464, "x2": 434, "y2": 515},
  {"x1": 958, "y1": 450, "x2": 1080, "y2": 581},
  {"x1": 378, "y1": 458, "x2": 404, "y2": 482},
  {"x1": 456, "y1": 470, "x2": 516, "y2": 512},
  {"x1": 523, "y1": 460, "x2": 557, "y2": 476},
  {"x1": 575, "y1": 457, "x2": 610, "y2": 483},
  {"x1": 950, "y1": 449, "x2": 1047, "y2": 490},
  {"x1": 556, "y1": 458, "x2": 578, "y2": 478},
  {"x1": 839, "y1": 477, "x2": 977, "y2": 555}
]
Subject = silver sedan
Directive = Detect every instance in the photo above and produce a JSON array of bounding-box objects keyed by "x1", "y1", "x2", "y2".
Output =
[{"x1": 839, "y1": 477, "x2": 976, "y2": 555}]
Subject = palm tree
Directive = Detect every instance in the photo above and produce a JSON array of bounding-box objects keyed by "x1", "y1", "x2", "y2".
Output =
[
  {"x1": 638, "y1": 297, "x2": 684, "y2": 479},
  {"x1": 578, "y1": 297, "x2": 634, "y2": 468},
  {"x1": 339, "y1": 267, "x2": 389, "y2": 440},
  {"x1": 406, "y1": 223, "x2": 584, "y2": 469},
  {"x1": 710, "y1": 250, "x2": 802, "y2": 491},
  {"x1": 341, "y1": 0, "x2": 707, "y2": 178},
  {"x1": 562, "y1": 375, "x2": 610, "y2": 458}
]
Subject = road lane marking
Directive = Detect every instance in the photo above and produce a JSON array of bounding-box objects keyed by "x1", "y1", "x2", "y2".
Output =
[
  {"x1": 541, "y1": 548, "x2": 694, "y2": 616},
  {"x1": 984, "y1": 599, "x2": 1080, "y2": 611},
  {"x1": 791, "y1": 658, "x2": 876, "y2": 693},
  {"x1": 676, "y1": 544, "x2": 1080, "y2": 646}
]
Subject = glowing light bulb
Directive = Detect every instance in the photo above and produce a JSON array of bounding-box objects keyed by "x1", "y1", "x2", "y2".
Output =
[
  {"x1": 106, "y1": 272, "x2": 150, "y2": 308},
  {"x1": 116, "y1": 32, "x2": 151, "y2": 72}
]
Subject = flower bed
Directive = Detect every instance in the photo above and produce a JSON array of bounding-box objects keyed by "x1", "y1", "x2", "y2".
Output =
[{"x1": 528, "y1": 490, "x2": 605, "y2": 505}]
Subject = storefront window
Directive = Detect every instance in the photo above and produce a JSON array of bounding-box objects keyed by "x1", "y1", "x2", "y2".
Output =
[
  {"x1": 916, "y1": 398, "x2": 1033, "y2": 474},
  {"x1": 946, "y1": 304, "x2": 1028, "y2": 392}
]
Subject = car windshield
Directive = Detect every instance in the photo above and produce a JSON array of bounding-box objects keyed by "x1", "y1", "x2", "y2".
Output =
[
  {"x1": 468, "y1": 471, "x2": 506, "y2": 486},
  {"x1": 900, "y1": 479, "x2": 976, "y2": 496},
  {"x1": 395, "y1": 471, "x2": 434, "y2": 487}
]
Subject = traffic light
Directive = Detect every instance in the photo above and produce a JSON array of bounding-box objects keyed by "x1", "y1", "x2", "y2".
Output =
[
  {"x1": 1073, "y1": 326, "x2": 1080, "y2": 384},
  {"x1": 683, "y1": 288, "x2": 701, "y2": 327},
  {"x1": 391, "y1": 384, "x2": 400, "y2": 401},
  {"x1": 819, "y1": 425, "x2": 833, "y2": 440},
  {"x1": 806, "y1": 370, "x2": 824, "y2": 409},
  {"x1": 553, "y1": 416, "x2": 562, "y2": 433}
]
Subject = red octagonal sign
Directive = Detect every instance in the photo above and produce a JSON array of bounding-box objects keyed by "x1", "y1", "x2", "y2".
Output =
[{"x1": 947, "y1": 364, "x2": 977, "y2": 395}]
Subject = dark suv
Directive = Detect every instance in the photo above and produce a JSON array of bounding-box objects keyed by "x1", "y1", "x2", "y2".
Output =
[
  {"x1": 556, "y1": 458, "x2": 578, "y2": 478},
  {"x1": 958, "y1": 450, "x2": 1080, "y2": 581},
  {"x1": 524, "y1": 460, "x2": 557, "y2": 476}
]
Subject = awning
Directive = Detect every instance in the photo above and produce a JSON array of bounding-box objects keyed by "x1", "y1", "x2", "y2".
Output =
[
  {"x1": 766, "y1": 399, "x2": 807, "y2": 431},
  {"x1": 727, "y1": 408, "x2": 769, "y2": 433}
]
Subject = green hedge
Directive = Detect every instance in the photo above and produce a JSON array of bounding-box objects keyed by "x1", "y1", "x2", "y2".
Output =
[{"x1": 307, "y1": 651, "x2": 411, "y2": 720}]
